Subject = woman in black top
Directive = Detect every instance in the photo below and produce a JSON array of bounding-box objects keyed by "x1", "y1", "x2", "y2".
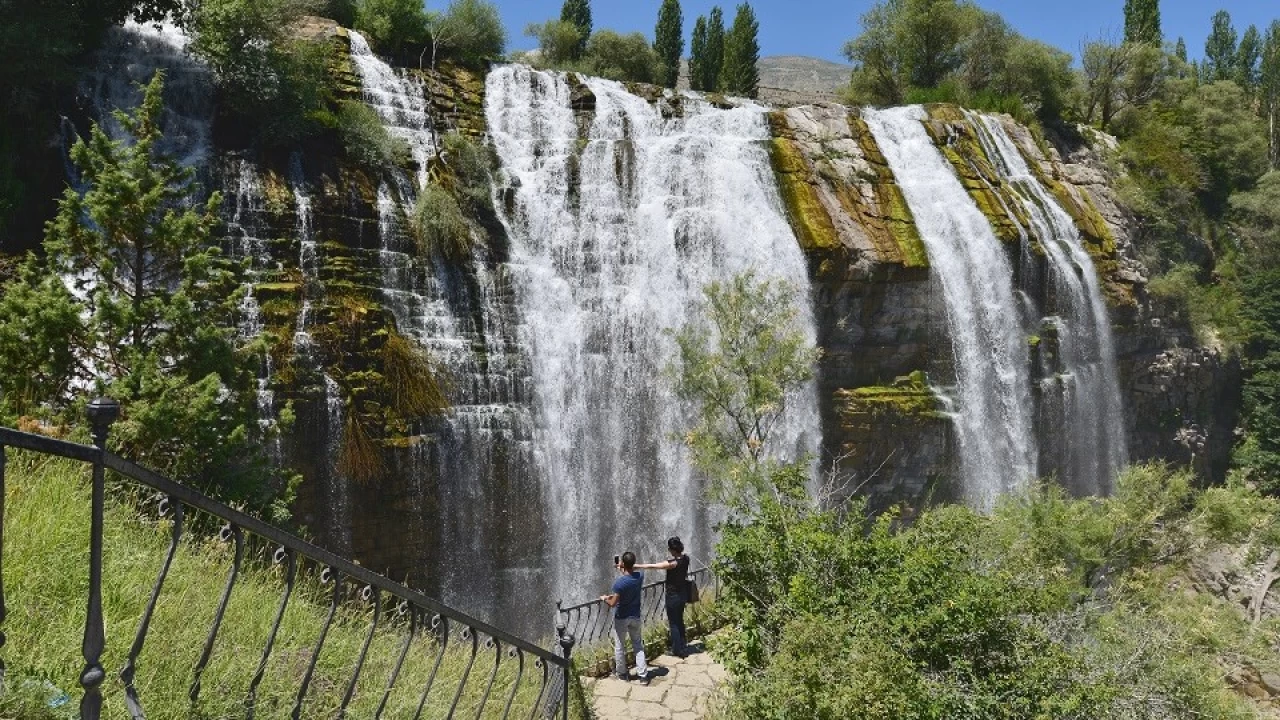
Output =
[{"x1": 638, "y1": 537, "x2": 691, "y2": 657}]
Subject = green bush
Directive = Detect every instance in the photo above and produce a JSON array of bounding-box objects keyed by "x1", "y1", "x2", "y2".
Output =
[
  {"x1": 335, "y1": 99, "x2": 411, "y2": 168},
  {"x1": 411, "y1": 184, "x2": 473, "y2": 259},
  {"x1": 441, "y1": 130, "x2": 496, "y2": 212},
  {"x1": 354, "y1": 0, "x2": 427, "y2": 56},
  {"x1": 585, "y1": 30, "x2": 659, "y2": 84},
  {"x1": 711, "y1": 464, "x2": 1274, "y2": 720},
  {"x1": 434, "y1": 0, "x2": 507, "y2": 69},
  {"x1": 524, "y1": 20, "x2": 582, "y2": 68}
]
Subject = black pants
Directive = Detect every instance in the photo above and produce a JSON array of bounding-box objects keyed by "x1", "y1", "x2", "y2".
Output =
[{"x1": 665, "y1": 592, "x2": 687, "y2": 656}]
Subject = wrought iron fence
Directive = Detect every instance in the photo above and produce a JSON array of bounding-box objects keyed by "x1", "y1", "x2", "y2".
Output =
[
  {"x1": 0, "y1": 397, "x2": 573, "y2": 720},
  {"x1": 555, "y1": 567, "x2": 719, "y2": 651}
]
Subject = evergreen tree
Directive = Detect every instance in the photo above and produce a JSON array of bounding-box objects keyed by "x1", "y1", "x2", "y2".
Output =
[
  {"x1": 0, "y1": 72, "x2": 272, "y2": 503},
  {"x1": 1123, "y1": 0, "x2": 1161, "y2": 46},
  {"x1": 705, "y1": 6, "x2": 727, "y2": 92},
  {"x1": 1175, "y1": 36, "x2": 1188, "y2": 62},
  {"x1": 1237, "y1": 24, "x2": 1262, "y2": 91},
  {"x1": 1204, "y1": 10, "x2": 1238, "y2": 83},
  {"x1": 690, "y1": 16, "x2": 709, "y2": 91},
  {"x1": 654, "y1": 0, "x2": 684, "y2": 88},
  {"x1": 720, "y1": 2, "x2": 760, "y2": 98},
  {"x1": 559, "y1": 0, "x2": 592, "y2": 59},
  {"x1": 1262, "y1": 21, "x2": 1280, "y2": 168}
]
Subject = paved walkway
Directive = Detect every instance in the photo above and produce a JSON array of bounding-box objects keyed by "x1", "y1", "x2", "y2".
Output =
[{"x1": 583, "y1": 641, "x2": 728, "y2": 720}]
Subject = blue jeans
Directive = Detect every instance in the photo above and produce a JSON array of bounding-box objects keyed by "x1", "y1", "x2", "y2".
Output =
[
  {"x1": 612, "y1": 616, "x2": 647, "y2": 678},
  {"x1": 665, "y1": 593, "x2": 687, "y2": 656}
]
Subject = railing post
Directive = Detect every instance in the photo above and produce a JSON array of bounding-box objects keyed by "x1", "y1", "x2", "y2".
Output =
[
  {"x1": 81, "y1": 397, "x2": 119, "y2": 720},
  {"x1": 556, "y1": 621, "x2": 574, "y2": 720}
]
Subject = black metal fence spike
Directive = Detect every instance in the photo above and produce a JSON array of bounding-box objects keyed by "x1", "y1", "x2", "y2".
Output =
[
  {"x1": 246, "y1": 547, "x2": 296, "y2": 719},
  {"x1": 375, "y1": 605, "x2": 418, "y2": 719},
  {"x1": 293, "y1": 570, "x2": 344, "y2": 720},
  {"x1": 122, "y1": 496, "x2": 183, "y2": 719},
  {"x1": 412, "y1": 615, "x2": 451, "y2": 720},
  {"x1": 447, "y1": 626, "x2": 481, "y2": 718},
  {"x1": 340, "y1": 586, "x2": 381, "y2": 716},
  {"x1": 189, "y1": 523, "x2": 243, "y2": 705}
]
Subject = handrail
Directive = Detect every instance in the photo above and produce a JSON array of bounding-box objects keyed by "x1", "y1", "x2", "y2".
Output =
[
  {"x1": 556, "y1": 567, "x2": 718, "y2": 649},
  {"x1": 0, "y1": 399, "x2": 574, "y2": 720}
]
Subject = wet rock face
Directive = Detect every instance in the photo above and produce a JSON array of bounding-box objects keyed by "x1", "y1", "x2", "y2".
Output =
[{"x1": 769, "y1": 102, "x2": 1242, "y2": 509}]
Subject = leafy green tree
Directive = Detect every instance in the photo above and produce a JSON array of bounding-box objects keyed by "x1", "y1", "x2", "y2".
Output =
[
  {"x1": 189, "y1": 0, "x2": 333, "y2": 146},
  {"x1": 0, "y1": 73, "x2": 272, "y2": 503},
  {"x1": 843, "y1": 0, "x2": 972, "y2": 105},
  {"x1": 705, "y1": 6, "x2": 727, "y2": 92},
  {"x1": 354, "y1": 0, "x2": 428, "y2": 56},
  {"x1": 559, "y1": 0, "x2": 592, "y2": 59},
  {"x1": 1175, "y1": 36, "x2": 1188, "y2": 62},
  {"x1": 999, "y1": 37, "x2": 1074, "y2": 124},
  {"x1": 689, "y1": 16, "x2": 709, "y2": 91},
  {"x1": 433, "y1": 0, "x2": 507, "y2": 68},
  {"x1": 1263, "y1": 21, "x2": 1280, "y2": 168},
  {"x1": 1123, "y1": 0, "x2": 1162, "y2": 46},
  {"x1": 672, "y1": 272, "x2": 819, "y2": 500},
  {"x1": 586, "y1": 30, "x2": 660, "y2": 84},
  {"x1": 654, "y1": 0, "x2": 684, "y2": 88},
  {"x1": 524, "y1": 20, "x2": 582, "y2": 67},
  {"x1": 1204, "y1": 9, "x2": 1238, "y2": 83},
  {"x1": 955, "y1": 7, "x2": 1012, "y2": 95},
  {"x1": 1183, "y1": 81, "x2": 1269, "y2": 212},
  {"x1": 720, "y1": 3, "x2": 760, "y2": 98},
  {"x1": 1237, "y1": 24, "x2": 1262, "y2": 91}
]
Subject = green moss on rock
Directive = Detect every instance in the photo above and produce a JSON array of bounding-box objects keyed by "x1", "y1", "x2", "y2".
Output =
[
  {"x1": 768, "y1": 136, "x2": 841, "y2": 252},
  {"x1": 838, "y1": 372, "x2": 948, "y2": 425}
]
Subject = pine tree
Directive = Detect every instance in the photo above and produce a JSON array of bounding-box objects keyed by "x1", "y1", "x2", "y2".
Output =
[
  {"x1": 0, "y1": 71, "x2": 271, "y2": 499},
  {"x1": 1262, "y1": 21, "x2": 1280, "y2": 168},
  {"x1": 1237, "y1": 24, "x2": 1262, "y2": 91},
  {"x1": 705, "y1": 6, "x2": 726, "y2": 92},
  {"x1": 1175, "y1": 36, "x2": 1188, "y2": 62},
  {"x1": 1204, "y1": 10, "x2": 1238, "y2": 83},
  {"x1": 1123, "y1": 0, "x2": 1161, "y2": 46},
  {"x1": 690, "y1": 16, "x2": 709, "y2": 91},
  {"x1": 654, "y1": 0, "x2": 684, "y2": 88},
  {"x1": 720, "y1": 3, "x2": 759, "y2": 98},
  {"x1": 559, "y1": 0, "x2": 592, "y2": 59}
]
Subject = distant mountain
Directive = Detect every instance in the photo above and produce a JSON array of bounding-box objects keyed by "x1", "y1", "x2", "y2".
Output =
[{"x1": 758, "y1": 56, "x2": 852, "y2": 105}]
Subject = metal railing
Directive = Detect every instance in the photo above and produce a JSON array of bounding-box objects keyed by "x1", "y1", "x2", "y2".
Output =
[
  {"x1": 0, "y1": 397, "x2": 573, "y2": 720},
  {"x1": 555, "y1": 567, "x2": 719, "y2": 650}
]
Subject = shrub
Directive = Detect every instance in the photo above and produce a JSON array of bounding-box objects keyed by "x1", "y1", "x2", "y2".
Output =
[
  {"x1": 585, "y1": 30, "x2": 660, "y2": 84},
  {"x1": 354, "y1": 0, "x2": 428, "y2": 56},
  {"x1": 335, "y1": 100, "x2": 411, "y2": 168},
  {"x1": 525, "y1": 20, "x2": 583, "y2": 68},
  {"x1": 434, "y1": 0, "x2": 507, "y2": 69},
  {"x1": 411, "y1": 184, "x2": 473, "y2": 259},
  {"x1": 441, "y1": 130, "x2": 495, "y2": 211}
]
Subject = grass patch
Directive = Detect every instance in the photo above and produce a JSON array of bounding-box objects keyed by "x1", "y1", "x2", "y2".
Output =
[{"x1": 0, "y1": 452, "x2": 574, "y2": 719}]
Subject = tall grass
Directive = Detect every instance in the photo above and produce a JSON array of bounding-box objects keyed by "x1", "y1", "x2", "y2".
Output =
[{"x1": 0, "y1": 452, "x2": 578, "y2": 719}]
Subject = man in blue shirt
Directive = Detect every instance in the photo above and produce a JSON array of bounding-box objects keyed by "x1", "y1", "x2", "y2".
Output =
[{"x1": 600, "y1": 551, "x2": 649, "y2": 684}]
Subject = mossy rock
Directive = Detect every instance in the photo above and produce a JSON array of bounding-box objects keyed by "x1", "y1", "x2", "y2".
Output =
[
  {"x1": 767, "y1": 136, "x2": 841, "y2": 253},
  {"x1": 837, "y1": 372, "x2": 948, "y2": 426}
]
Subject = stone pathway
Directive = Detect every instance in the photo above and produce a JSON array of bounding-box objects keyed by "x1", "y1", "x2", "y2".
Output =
[{"x1": 583, "y1": 642, "x2": 727, "y2": 720}]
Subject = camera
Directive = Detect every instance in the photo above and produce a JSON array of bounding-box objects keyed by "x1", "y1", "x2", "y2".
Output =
[{"x1": 613, "y1": 554, "x2": 620, "y2": 567}]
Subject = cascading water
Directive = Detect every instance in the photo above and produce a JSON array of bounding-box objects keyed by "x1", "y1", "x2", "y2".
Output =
[
  {"x1": 348, "y1": 33, "x2": 540, "y2": 618},
  {"x1": 863, "y1": 106, "x2": 1036, "y2": 509},
  {"x1": 970, "y1": 114, "x2": 1127, "y2": 494},
  {"x1": 486, "y1": 66, "x2": 822, "y2": 607},
  {"x1": 82, "y1": 20, "x2": 212, "y2": 168}
]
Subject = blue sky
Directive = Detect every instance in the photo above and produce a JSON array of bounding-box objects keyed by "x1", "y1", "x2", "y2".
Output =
[{"x1": 487, "y1": 1, "x2": 1279, "y2": 65}]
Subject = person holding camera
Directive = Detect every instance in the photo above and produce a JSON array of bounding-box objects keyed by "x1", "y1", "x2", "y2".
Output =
[
  {"x1": 637, "y1": 536, "x2": 691, "y2": 658},
  {"x1": 600, "y1": 551, "x2": 649, "y2": 684}
]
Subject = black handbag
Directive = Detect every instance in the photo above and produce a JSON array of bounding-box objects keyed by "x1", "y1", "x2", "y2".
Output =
[{"x1": 686, "y1": 578, "x2": 700, "y2": 604}]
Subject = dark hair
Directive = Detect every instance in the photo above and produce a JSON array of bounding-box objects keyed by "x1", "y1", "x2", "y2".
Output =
[
  {"x1": 620, "y1": 551, "x2": 636, "y2": 570},
  {"x1": 667, "y1": 536, "x2": 684, "y2": 554}
]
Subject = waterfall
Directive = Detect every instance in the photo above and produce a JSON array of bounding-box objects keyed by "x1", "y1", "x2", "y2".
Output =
[
  {"x1": 82, "y1": 20, "x2": 212, "y2": 169},
  {"x1": 862, "y1": 106, "x2": 1036, "y2": 509},
  {"x1": 970, "y1": 114, "x2": 1127, "y2": 494},
  {"x1": 486, "y1": 66, "x2": 821, "y2": 607},
  {"x1": 349, "y1": 33, "x2": 539, "y2": 619}
]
